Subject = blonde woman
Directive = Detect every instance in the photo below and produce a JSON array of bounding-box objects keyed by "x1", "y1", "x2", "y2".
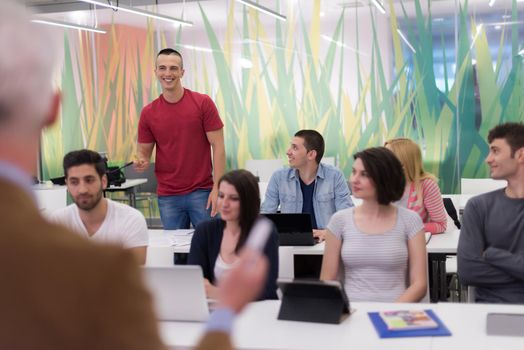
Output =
[{"x1": 385, "y1": 138, "x2": 447, "y2": 234}]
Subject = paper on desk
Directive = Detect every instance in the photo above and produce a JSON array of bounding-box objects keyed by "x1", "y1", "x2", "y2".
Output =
[
  {"x1": 171, "y1": 235, "x2": 192, "y2": 246},
  {"x1": 149, "y1": 234, "x2": 193, "y2": 247},
  {"x1": 163, "y1": 229, "x2": 194, "y2": 236}
]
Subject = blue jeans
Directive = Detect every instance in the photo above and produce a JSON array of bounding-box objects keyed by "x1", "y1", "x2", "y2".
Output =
[{"x1": 158, "y1": 189, "x2": 212, "y2": 229}]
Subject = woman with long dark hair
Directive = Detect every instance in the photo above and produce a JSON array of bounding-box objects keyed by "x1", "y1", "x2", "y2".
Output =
[{"x1": 188, "y1": 169, "x2": 279, "y2": 300}]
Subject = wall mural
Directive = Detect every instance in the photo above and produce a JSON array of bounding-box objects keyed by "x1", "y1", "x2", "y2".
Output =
[{"x1": 42, "y1": 0, "x2": 524, "y2": 194}]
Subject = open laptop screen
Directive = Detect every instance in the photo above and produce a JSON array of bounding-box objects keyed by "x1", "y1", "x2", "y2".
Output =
[
  {"x1": 142, "y1": 265, "x2": 209, "y2": 322},
  {"x1": 263, "y1": 213, "x2": 315, "y2": 246}
]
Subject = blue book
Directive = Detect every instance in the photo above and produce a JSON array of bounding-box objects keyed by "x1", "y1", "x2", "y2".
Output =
[{"x1": 368, "y1": 309, "x2": 452, "y2": 338}]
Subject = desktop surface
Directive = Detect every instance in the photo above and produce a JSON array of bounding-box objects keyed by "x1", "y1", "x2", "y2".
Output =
[{"x1": 159, "y1": 300, "x2": 524, "y2": 350}]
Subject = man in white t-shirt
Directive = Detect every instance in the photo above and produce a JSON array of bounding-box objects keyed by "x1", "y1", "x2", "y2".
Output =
[{"x1": 51, "y1": 150, "x2": 148, "y2": 264}]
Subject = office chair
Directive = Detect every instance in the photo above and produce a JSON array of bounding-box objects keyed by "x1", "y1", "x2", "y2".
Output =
[
  {"x1": 460, "y1": 178, "x2": 506, "y2": 195},
  {"x1": 245, "y1": 159, "x2": 283, "y2": 182},
  {"x1": 443, "y1": 197, "x2": 461, "y2": 229},
  {"x1": 440, "y1": 198, "x2": 464, "y2": 301}
]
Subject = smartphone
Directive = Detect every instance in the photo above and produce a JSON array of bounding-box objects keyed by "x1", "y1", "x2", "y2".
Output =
[
  {"x1": 245, "y1": 217, "x2": 273, "y2": 253},
  {"x1": 486, "y1": 312, "x2": 524, "y2": 337}
]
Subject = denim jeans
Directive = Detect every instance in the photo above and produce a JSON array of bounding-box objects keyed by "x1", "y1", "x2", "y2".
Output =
[{"x1": 158, "y1": 189, "x2": 212, "y2": 230}]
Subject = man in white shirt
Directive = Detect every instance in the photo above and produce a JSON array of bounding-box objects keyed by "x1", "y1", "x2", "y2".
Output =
[{"x1": 52, "y1": 150, "x2": 148, "y2": 264}]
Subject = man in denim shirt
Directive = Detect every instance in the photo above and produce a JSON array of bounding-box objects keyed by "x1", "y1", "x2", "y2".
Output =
[{"x1": 261, "y1": 130, "x2": 353, "y2": 241}]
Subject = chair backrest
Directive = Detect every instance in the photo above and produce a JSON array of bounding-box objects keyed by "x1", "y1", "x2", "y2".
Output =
[
  {"x1": 460, "y1": 178, "x2": 506, "y2": 195},
  {"x1": 321, "y1": 156, "x2": 336, "y2": 166},
  {"x1": 123, "y1": 163, "x2": 157, "y2": 193},
  {"x1": 245, "y1": 159, "x2": 284, "y2": 182},
  {"x1": 443, "y1": 197, "x2": 461, "y2": 229},
  {"x1": 259, "y1": 181, "x2": 269, "y2": 203},
  {"x1": 467, "y1": 286, "x2": 476, "y2": 303}
]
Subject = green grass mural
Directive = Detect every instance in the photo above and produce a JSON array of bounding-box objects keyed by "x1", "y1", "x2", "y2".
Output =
[{"x1": 42, "y1": 0, "x2": 523, "y2": 195}]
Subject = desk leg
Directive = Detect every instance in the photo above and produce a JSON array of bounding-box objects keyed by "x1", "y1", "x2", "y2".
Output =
[
  {"x1": 430, "y1": 257, "x2": 439, "y2": 302},
  {"x1": 129, "y1": 192, "x2": 136, "y2": 208},
  {"x1": 439, "y1": 259, "x2": 448, "y2": 301},
  {"x1": 428, "y1": 253, "x2": 449, "y2": 302}
]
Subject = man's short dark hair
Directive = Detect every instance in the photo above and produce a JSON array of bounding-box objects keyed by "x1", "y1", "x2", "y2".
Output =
[
  {"x1": 353, "y1": 147, "x2": 405, "y2": 205},
  {"x1": 487, "y1": 122, "x2": 524, "y2": 156},
  {"x1": 63, "y1": 149, "x2": 106, "y2": 179},
  {"x1": 156, "y1": 48, "x2": 184, "y2": 68},
  {"x1": 294, "y1": 129, "x2": 325, "y2": 164}
]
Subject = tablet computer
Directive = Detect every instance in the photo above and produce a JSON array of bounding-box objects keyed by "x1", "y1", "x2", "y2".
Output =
[{"x1": 277, "y1": 279, "x2": 350, "y2": 324}]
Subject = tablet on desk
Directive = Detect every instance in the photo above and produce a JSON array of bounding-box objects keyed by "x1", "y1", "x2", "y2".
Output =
[
  {"x1": 142, "y1": 265, "x2": 209, "y2": 322},
  {"x1": 487, "y1": 313, "x2": 524, "y2": 337},
  {"x1": 277, "y1": 279, "x2": 350, "y2": 324}
]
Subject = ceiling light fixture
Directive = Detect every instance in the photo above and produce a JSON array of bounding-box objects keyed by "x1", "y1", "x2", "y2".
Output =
[
  {"x1": 370, "y1": 0, "x2": 386, "y2": 15},
  {"x1": 176, "y1": 44, "x2": 213, "y2": 53},
  {"x1": 469, "y1": 24, "x2": 483, "y2": 50},
  {"x1": 486, "y1": 20, "x2": 524, "y2": 27},
  {"x1": 32, "y1": 18, "x2": 106, "y2": 34},
  {"x1": 396, "y1": 29, "x2": 416, "y2": 53},
  {"x1": 239, "y1": 57, "x2": 253, "y2": 69},
  {"x1": 236, "y1": 0, "x2": 286, "y2": 21},
  {"x1": 488, "y1": 0, "x2": 497, "y2": 7},
  {"x1": 321, "y1": 34, "x2": 369, "y2": 55},
  {"x1": 77, "y1": 0, "x2": 193, "y2": 26}
]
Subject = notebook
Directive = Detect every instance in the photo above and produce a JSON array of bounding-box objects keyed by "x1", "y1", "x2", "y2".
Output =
[
  {"x1": 379, "y1": 310, "x2": 438, "y2": 331},
  {"x1": 142, "y1": 265, "x2": 209, "y2": 322},
  {"x1": 368, "y1": 309, "x2": 451, "y2": 338},
  {"x1": 263, "y1": 213, "x2": 316, "y2": 246}
]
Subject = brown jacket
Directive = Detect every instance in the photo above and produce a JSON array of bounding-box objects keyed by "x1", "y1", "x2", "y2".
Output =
[{"x1": 0, "y1": 179, "x2": 232, "y2": 350}]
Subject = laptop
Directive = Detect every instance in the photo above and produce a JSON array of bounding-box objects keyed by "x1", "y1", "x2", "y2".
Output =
[
  {"x1": 142, "y1": 265, "x2": 209, "y2": 322},
  {"x1": 263, "y1": 213, "x2": 316, "y2": 246}
]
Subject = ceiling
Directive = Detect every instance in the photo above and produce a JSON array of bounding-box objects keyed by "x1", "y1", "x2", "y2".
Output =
[
  {"x1": 24, "y1": 0, "x2": 524, "y2": 14},
  {"x1": 22, "y1": 0, "x2": 524, "y2": 30}
]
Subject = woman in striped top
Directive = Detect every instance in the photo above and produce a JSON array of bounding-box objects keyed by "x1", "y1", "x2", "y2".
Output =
[
  {"x1": 321, "y1": 147, "x2": 427, "y2": 303},
  {"x1": 385, "y1": 138, "x2": 447, "y2": 234}
]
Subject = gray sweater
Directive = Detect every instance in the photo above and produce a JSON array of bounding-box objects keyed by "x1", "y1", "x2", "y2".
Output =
[{"x1": 458, "y1": 189, "x2": 524, "y2": 304}]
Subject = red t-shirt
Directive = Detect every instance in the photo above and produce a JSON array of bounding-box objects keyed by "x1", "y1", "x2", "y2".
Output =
[{"x1": 138, "y1": 89, "x2": 223, "y2": 196}]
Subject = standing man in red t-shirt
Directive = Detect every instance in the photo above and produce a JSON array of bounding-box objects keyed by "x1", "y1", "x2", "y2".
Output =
[{"x1": 135, "y1": 48, "x2": 225, "y2": 230}]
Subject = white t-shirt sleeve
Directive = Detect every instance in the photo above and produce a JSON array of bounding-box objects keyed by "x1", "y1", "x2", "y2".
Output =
[
  {"x1": 116, "y1": 206, "x2": 149, "y2": 249},
  {"x1": 48, "y1": 206, "x2": 70, "y2": 225}
]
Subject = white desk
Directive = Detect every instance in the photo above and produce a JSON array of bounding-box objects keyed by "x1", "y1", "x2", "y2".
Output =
[
  {"x1": 160, "y1": 301, "x2": 432, "y2": 350},
  {"x1": 432, "y1": 302, "x2": 524, "y2": 350},
  {"x1": 148, "y1": 228, "x2": 462, "y2": 286},
  {"x1": 105, "y1": 178, "x2": 147, "y2": 207},
  {"x1": 147, "y1": 230, "x2": 325, "y2": 279},
  {"x1": 426, "y1": 229, "x2": 460, "y2": 254},
  {"x1": 147, "y1": 230, "x2": 193, "y2": 266},
  {"x1": 426, "y1": 230, "x2": 460, "y2": 302},
  {"x1": 159, "y1": 300, "x2": 524, "y2": 350}
]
